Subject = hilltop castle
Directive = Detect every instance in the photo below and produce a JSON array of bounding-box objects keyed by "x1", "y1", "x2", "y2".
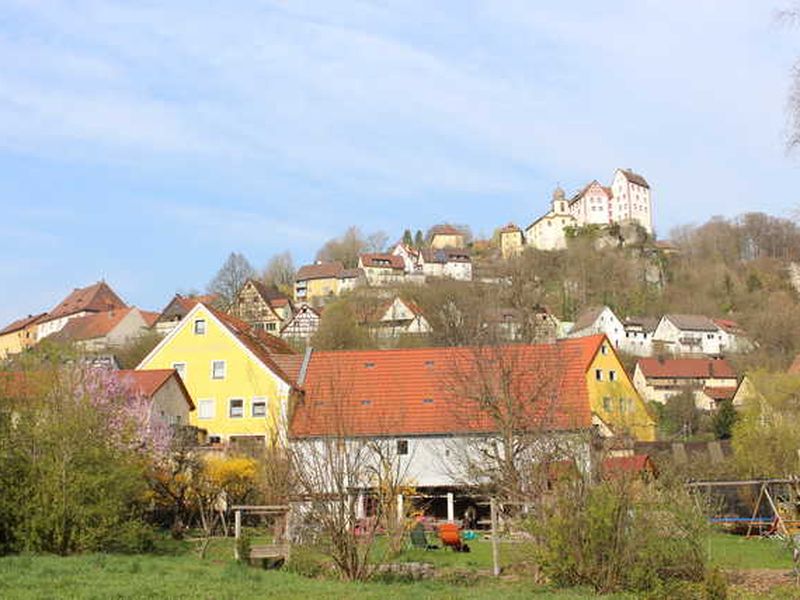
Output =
[{"x1": 500, "y1": 168, "x2": 653, "y2": 256}]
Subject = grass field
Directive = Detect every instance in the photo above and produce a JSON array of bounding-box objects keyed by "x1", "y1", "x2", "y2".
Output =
[{"x1": 0, "y1": 531, "x2": 794, "y2": 599}]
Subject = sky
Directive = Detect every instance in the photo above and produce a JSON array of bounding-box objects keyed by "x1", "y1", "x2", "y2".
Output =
[{"x1": 0, "y1": 1, "x2": 799, "y2": 325}]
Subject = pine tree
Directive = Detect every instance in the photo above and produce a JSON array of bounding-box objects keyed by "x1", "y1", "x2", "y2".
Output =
[{"x1": 402, "y1": 229, "x2": 413, "y2": 246}]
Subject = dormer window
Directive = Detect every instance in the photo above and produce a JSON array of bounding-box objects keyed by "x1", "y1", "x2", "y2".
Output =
[{"x1": 194, "y1": 319, "x2": 206, "y2": 335}]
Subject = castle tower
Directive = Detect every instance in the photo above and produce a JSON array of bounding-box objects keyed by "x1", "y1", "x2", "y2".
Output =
[{"x1": 552, "y1": 186, "x2": 568, "y2": 214}]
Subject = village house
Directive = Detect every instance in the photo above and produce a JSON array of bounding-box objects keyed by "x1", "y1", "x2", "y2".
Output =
[
  {"x1": 294, "y1": 262, "x2": 366, "y2": 304},
  {"x1": 116, "y1": 369, "x2": 195, "y2": 427},
  {"x1": 35, "y1": 281, "x2": 127, "y2": 341},
  {"x1": 429, "y1": 224, "x2": 466, "y2": 250},
  {"x1": 154, "y1": 293, "x2": 219, "y2": 336},
  {"x1": 358, "y1": 253, "x2": 406, "y2": 286},
  {"x1": 280, "y1": 303, "x2": 322, "y2": 343},
  {"x1": 713, "y1": 319, "x2": 753, "y2": 354},
  {"x1": 48, "y1": 307, "x2": 158, "y2": 351},
  {"x1": 137, "y1": 303, "x2": 301, "y2": 445},
  {"x1": 632, "y1": 357, "x2": 738, "y2": 411},
  {"x1": 483, "y1": 306, "x2": 559, "y2": 343},
  {"x1": 229, "y1": 278, "x2": 293, "y2": 334},
  {"x1": 421, "y1": 248, "x2": 473, "y2": 281},
  {"x1": 498, "y1": 223, "x2": 524, "y2": 259},
  {"x1": 361, "y1": 297, "x2": 431, "y2": 339},
  {"x1": 651, "y1": 314, "x2": 725, "y2": 357},
  {"x1": 0, "y1": 312, "x2": 47, "y2": 359},
  {"x1": 620, "y1": 316, "x2": 658, "y2": 357},
  {"x1": 569, "y1": 306, "x2": 626, "y2": 349},
  {"x1": 290, "y1": 335, "x2": 656, "y2": 517}
]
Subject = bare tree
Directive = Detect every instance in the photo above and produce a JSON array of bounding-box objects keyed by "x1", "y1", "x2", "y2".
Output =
[
  {"x1": 207, "y1": 252, "x2": 256, "y2": 309},
  {"x1": 289, "y1": 368, "x2": 412, "y2": 580},
  {"x1": 442, "y1": 340, "x2": 585, "y2": 503},
  {"x1": 262, "y1": 251, "x2": 296, "y2": 293},
  {"x1": 316, "y1": 226, "x2": 367, "y2": 268}
]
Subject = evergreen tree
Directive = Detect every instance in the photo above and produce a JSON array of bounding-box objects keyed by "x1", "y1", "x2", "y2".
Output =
[
  {"x1": 413, "y1": 230, "x2": 424, "y2": 249},
  {"x1": 402, "y1": 229, "x2": 413, "y2": 246}
]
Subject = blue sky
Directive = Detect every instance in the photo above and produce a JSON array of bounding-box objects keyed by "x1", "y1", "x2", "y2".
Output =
[{"x1": 0, "y1": 1, "x2": 798, "y2": 324}]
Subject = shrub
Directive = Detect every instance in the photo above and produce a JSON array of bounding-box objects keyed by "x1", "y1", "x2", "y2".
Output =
[{"x1": 527, "y1": 477, "x2": 708, "y2": 594}]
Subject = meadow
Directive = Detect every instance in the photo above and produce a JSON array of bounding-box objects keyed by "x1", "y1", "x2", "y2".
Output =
[{"x1": 0, "y1": 532, "x2": 796, "y2": 599}]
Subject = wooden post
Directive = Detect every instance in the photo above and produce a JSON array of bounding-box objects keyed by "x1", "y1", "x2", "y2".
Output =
[
  {"x1": 447, "y1": 492, "x2": 455, "y2": 522},
  {"x1": 397, "y1": 494, "x2": 404, "y2": 524},
  {"x1": 285, "y1": 505, "x2": 292, "y2": 564},
  {"x1": 764, "y1": 486, "x2": 789, "y2": 537},
  {"x1": 490, "y1": 498, "x2": 500, "y2": 577},
  {"x1": 234, "y1": 509, "x2": 242, "y2": 560}
]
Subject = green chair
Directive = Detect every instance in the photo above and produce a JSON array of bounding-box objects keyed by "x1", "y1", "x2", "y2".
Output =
[{"x1": 410, "y1": 523, "x2": 438, "y2": 550}]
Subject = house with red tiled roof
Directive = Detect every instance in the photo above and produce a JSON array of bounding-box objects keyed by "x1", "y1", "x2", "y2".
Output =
[
  {"x1": 293, "y1": 262, "x2": 367, "y2": 304},
  {"x1": 36, "y1": 281, "x2": 127, "y2": 342},
  {"x1": 290, "y1": 334, "x2": 655, "y2": 494},
  {"x1": 358, "y1": 253, "x2": 406, "y2": 286},
  {"x1": 154, "y1": 293, "x2": 219, "y2": 336},
  {"x1": 48, "y1": 307, "x2": 154, "y2": 351},
  {"x1": 429, "y1": 224, "x2": 467, "y2": 250},
  {"x1": 0, "y1": 312, "x2": 48, "y2": 359},
  {"x1": 116, "y1": 369, "x2": 195, "y2": 427},
  {"x1": 361, "y1": 297, "x2": 431, "y2": 339},
  {"x1": 138, "y1": 302, "x2": 300, "y2": 445},
  {"x1": 229, "y1": 279, "x2": 293, "y2": 335},
  {"x1": 632, "y1": 357, "x2": 738, "y2": 410}
]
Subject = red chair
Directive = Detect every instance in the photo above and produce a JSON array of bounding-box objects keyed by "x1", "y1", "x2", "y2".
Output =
[{"x1": 438, "y1": 522, "x2": 469, "y2": 552}]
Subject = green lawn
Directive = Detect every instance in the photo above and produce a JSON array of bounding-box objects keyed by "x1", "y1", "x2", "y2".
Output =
[
  {"x1": 707, "y1": 531, "x2": 793, "y2": 570},
  {"x1": 0, "y1": 531, "x2": 794, "y2": 599},
  {"x1": 0, "y1": 552, "x2": 620, "y2": 600}
]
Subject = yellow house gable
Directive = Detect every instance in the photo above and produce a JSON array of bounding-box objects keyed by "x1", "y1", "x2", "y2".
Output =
[
  {"x1": 585, "y1": 339, "x2": 656, "y2": 442},
  {"x1": 137, "y1": 304, "x2": 295, "y2": 443}
]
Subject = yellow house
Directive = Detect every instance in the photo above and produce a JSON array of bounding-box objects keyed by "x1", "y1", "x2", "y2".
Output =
[
  {"x1": 499, "y1": 223, "x2": 524, "y2": 259},
  {"x1": 429, "y1": 224, "x2": 466, "y2": 249},
  {"x1": 0, "y1": 313, "x2": 47, "y2": 359},
  {"x1": 137, "y1": 303, "x2": 302, "y2": 444},
  {"x1": 586, "y1": 336, "x2": 656, "y2": 442},
  {"x1": 294, "y1": 262, "x2": 344, "y2": 304}
]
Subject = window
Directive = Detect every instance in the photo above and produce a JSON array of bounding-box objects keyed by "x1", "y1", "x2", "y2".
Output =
[
  {"x1": 252, "y1": 398, "x2": 267, "y2": 417},
  {"x1": 212, "y1": 360, "x2": 226, "y2": 380},
  {"x1": 266, "y1": 322, "x2": 277, "y2": 331},
  {"x1": 595, "y1": 369, "x2": 603, "y2": 381},
  {"x1": 194, "y1": 319, "x2": 206, "y2": 335},
  {"x1": 396, "y1": 440, "x2": 409, "y2": 455},
  {"x1": 618, "y1": 398, "x2": 626, "y2": 413},
  {"x1": 422, "y1": 398, "x2": 434, "y2": 404},
  {"x1": 172, "y1": 362, "x2": 187, "y2": 380},
  {"x1": 229, "y1": 399, "x2": 244, "y2": 418},
  {"x1": 601, "y1": 344, "x2": 608, "y2": 355},
  {"x1": 198, "y1": 399, "x2": 215, "y2": 420},
  {"x1": 603, "y1": 397, "x2": 612, "y2": 411},
  {"x1": 208, "y1": 435, "x2": 221, "y2": 445},
  {"x1": 609, "y1": 370, "x2": 617, "y2": 382}
]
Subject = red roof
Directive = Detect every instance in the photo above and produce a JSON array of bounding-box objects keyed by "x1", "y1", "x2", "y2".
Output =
[
  {"x1": 430, "y1": 224, "x2": 465, "y2": 237},
  {"x1": 636, "y1": 357, "x2": 736, "y2": 380},
  {"x1": 206, "y1": 306, "x2": 300, "y2": 388},
  {"x1": 703, "y1": 386, "x2": 737, "y2": 401},
  {"x1": 296, "y1": 262, "x2": 344, "y2": 281},
  {"x1": 49, "y1": 308, "x2": 136, "y2": 342},
  {"x1": 140, "y1": 311, "x2": 160, "y2": 328},
  {"x1": 499, "y1": 223, "x2": 521, "y2": 233},
  {"x1": 117, "y1": 369, "x2": 195, "y2": 410},
  {"x1": 0, "y1": 312, "x2": 48, "y2": 336},
  {"x1": 359, "y1": 254, "x2": 405, "y2": 270},
  {"x1": 44, "y1": 282, "x2": 126, "y2": 322},
  {"x1": 291, "y1": 335, "x2": 606, "y2": 438}
]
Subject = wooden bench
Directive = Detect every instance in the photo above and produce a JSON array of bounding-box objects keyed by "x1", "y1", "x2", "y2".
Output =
[{"x1": 249, "y1": 544, "x2": 289, "y2": 560}]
